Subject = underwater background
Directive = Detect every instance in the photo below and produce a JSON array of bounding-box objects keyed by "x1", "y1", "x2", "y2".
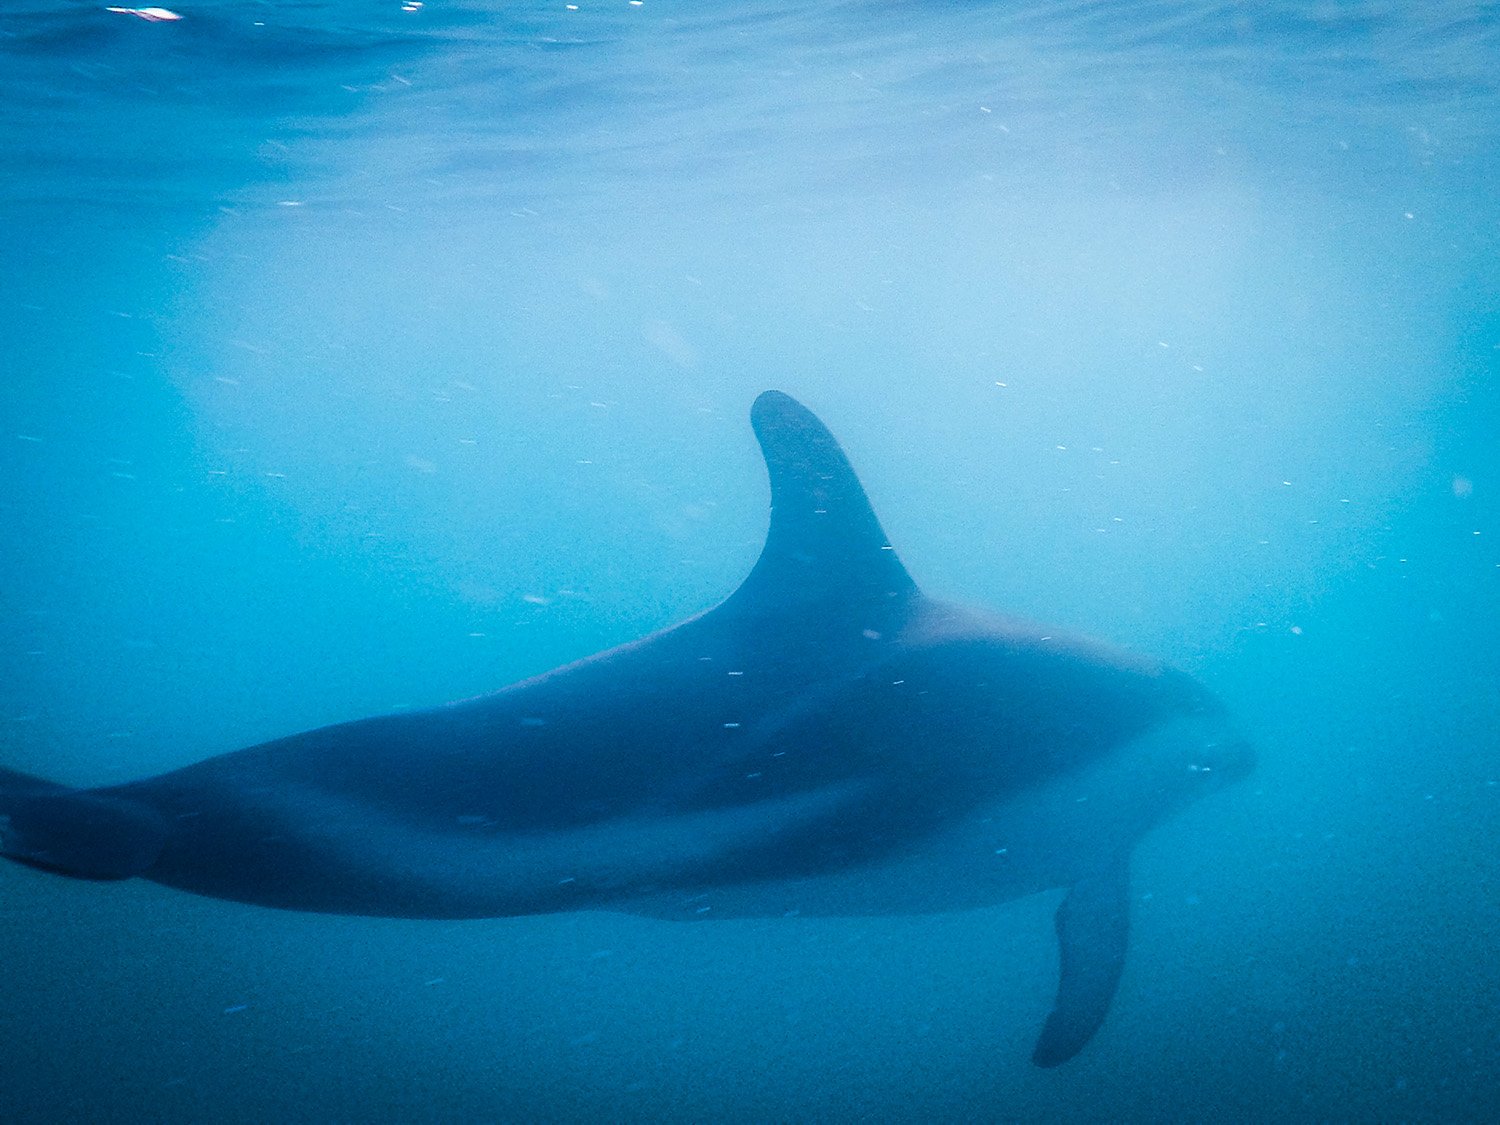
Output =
[{"x1": 1, "y1": 1, "x2": 1496, "y2": 1120}]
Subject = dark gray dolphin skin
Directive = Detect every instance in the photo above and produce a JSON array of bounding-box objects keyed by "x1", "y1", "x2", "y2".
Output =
[{"x1": 0, "y1": 390, "x2": 1252, "y2": 1067}]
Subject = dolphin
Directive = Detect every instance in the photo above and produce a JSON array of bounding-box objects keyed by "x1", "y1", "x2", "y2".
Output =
[{"x1": 0, "y1": 390, "x2": 1252, "y2": 1067}]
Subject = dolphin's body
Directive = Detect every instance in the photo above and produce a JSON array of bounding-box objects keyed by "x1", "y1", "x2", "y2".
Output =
[{"x1": 1, "y1": 391, "x2": 1251, "y2": 1066}]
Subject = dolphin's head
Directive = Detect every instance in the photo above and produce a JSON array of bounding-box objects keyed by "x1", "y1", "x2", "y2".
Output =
[
  {"x1": 1165, "y1": 668, "x2": 1255, "y2": 780},
  {"x1": 1175, "y1": 717, "x2": 1257, "y2": 794},
  {"x1": 1140, "y1": 670, "x2": 1256, "y2": 812},
  {"x1": 1070, "y1": 703, "x2": 1253, "y2": 852},
  {"x1": 921, "y1": 611, "x2": 1257, "y2": 812}
]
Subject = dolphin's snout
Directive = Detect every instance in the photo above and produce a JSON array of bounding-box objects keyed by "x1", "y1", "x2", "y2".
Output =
[{"x1": 1191, "y1": 734, "x2": 1256, "y2": 789}]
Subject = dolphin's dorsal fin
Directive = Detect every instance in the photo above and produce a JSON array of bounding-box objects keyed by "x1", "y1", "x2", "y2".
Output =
[{"x1": 723, "y1": 391, "x2": 917, "y2": 616}]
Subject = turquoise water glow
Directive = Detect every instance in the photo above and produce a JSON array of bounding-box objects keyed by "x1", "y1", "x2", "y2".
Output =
[{"x1": 2, "y1": 2, "x2": 1497, "y2": 1120}]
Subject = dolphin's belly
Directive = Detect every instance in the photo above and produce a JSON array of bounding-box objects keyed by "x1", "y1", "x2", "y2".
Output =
[
  {"x1": 142, "y1": 775, "x2": 890, "y2": 918},
  {"x1": 610, "y1": 714, "x2": 1235, "y2": 921},
  {"x1": 140, "y1": 780, "x2": 1054, "y2": 919},
  {"x1": 606, "y1": 794, "x2": 1088, "y2": 921},
  {"x1": 138, "y1": 714, "x2": 1233, "y2": 920},
  {"x1": 607, "y1": 825, "x2": 1053, "y2": 921}
]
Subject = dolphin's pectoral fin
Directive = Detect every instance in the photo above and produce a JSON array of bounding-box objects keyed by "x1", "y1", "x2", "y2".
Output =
[
  {"x1": 1032, "y1": 859, "x2": 1131, "y2": 1068},
  {"x1": 0, "y1": 788, "x2": 166, "y2": 881}
]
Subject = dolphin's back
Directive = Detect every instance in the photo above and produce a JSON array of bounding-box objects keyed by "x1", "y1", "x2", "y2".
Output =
[{"x1": 123, "y1": 388, "x2": 928, "y2": 839}]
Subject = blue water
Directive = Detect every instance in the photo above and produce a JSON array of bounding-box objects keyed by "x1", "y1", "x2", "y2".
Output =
[{"x1": 1, "y1": 1, "x2": 1496, "y2": 1120}]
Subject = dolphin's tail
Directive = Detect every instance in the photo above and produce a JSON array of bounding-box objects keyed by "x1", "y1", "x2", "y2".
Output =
[{"x1": 0, "y1": 769, "x2": 166, "y2": 881}]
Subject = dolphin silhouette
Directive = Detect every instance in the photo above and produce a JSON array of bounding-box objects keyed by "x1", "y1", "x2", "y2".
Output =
[{"x1": 0, "y1": 390, "x2": 1251, "y2": 1067}]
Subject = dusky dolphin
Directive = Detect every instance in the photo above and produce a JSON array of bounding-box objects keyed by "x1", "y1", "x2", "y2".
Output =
[{"x1": 0, "y1": 390, "x2": 1252, "y2": 1067}]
